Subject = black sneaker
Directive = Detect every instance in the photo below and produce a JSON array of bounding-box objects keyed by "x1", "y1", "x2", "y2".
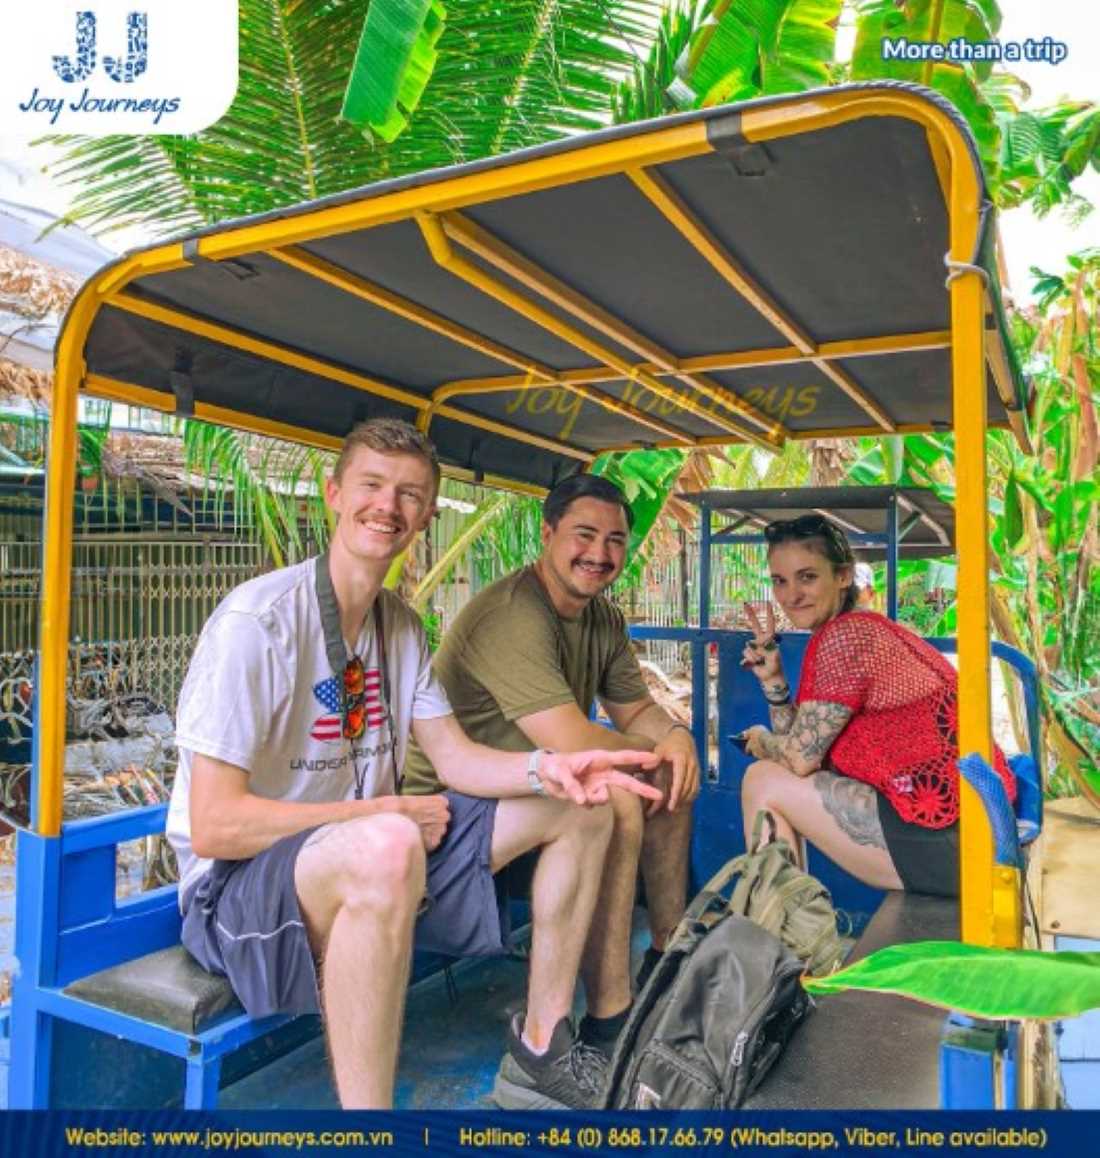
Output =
[{"x1": 492, "y1": 1013, "x2": 608, "y2": 1110}]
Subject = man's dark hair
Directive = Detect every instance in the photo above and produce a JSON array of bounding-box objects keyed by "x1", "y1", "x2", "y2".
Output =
[{"x1": 543, "y1": 474, "x2": 634, "y2": 530}]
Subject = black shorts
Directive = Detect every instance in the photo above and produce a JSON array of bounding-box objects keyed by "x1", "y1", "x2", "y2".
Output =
[
  {"x1": 876, "y1": 795, "x2": 960, "y2": 898},
  {"x1": 180, "y1": 791, "x2": 509, "y2": 1018}
]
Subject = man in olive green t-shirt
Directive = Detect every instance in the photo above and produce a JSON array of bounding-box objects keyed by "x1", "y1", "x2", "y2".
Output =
[{"x1": 405, "y1": 474, "x2": 699, "y2": 1052}]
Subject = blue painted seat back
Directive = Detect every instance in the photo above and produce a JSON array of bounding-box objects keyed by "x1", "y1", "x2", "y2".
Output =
[
  {"x1": 1008, "y1": 753, "x2": 1041, "y2": 846},
  {"x1": 15, "y1": 804, "x2": 181, "y2": 992}
]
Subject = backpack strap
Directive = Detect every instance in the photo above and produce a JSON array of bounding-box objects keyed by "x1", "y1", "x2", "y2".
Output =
[
  {"x1": 673, "y1": 853, "x2": 747, "y2": 937},
  {"x1": 750, "y1": 808, "x2": 779, "y2": 854}
]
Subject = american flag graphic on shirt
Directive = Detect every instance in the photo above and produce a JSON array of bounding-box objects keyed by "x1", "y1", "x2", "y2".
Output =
[{"x1": 311, "y1": 668, "x2": 384, "y2": 742}]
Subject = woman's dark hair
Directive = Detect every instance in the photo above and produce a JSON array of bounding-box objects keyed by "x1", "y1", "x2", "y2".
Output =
[
  {"x1": 543, "y1": 474, "x2": 634, "y2": 530},
  {"x1": 763, "y1": 514, "x2": 858, "y2": 613}
]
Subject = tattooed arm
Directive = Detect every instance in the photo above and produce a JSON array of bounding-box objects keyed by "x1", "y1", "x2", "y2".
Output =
[
  {"x1": 768, "y1": 700, "x2": 797, "y2": 735},
  {"x1": 745, "y1": 700, "x2": 853, "y2": 776}
]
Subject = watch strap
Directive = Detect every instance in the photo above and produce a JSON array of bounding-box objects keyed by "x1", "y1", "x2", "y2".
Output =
[{"x1": 527, "y1": 748, "x2": 549, "y2": 796}]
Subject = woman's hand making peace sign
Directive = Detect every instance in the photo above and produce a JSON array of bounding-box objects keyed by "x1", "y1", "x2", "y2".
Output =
[{"x1": 741, "y1": 602, "x2": 785, "y2": 685}]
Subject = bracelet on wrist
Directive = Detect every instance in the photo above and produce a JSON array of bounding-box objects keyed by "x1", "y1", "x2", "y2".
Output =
[
  {"x1": 763, "y1": 683, "x2": 791, "y2": 705},
  {"x1": 664, "y1": 722, "x2": 693, "y2": 740},
  {"x1": 526, "y1": 748, "x2": 550, "y2": 796}
]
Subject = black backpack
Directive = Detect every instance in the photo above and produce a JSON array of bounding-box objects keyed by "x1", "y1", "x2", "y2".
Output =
[{"x1": 602, "y1": 869, "x2": 812, "y2": 1108}]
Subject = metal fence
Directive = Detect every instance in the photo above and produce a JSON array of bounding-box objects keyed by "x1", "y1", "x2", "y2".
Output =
[
  {"x1": 617, "y1": 536, "x2": 776, "y2": 673},
  {"x1": 0, "y1": 483, "x2": 268, "y2": 835}
]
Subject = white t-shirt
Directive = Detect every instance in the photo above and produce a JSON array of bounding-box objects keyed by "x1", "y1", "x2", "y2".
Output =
[{"x1": 167, "y1": 558, "x2": 452, "y2": 901}]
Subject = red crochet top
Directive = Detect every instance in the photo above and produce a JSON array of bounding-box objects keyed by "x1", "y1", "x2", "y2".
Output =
[{"x1": 796, "y1": 612, "x2": 1016, "y2": 829}]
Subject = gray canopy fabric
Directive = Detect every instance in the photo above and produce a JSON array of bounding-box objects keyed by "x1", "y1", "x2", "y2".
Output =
[{"x1": 63, "y1": 82, "x2": 1027, "y2": 494}]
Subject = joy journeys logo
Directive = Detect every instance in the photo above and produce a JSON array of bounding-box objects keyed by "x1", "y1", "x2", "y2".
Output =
[{"x1": 1, "y1": 0, "x2": 237, "y2": 135}]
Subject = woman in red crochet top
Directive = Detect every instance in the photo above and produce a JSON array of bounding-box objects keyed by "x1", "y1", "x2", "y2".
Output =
[{"x1": 740, "y1": 514, "x2": 1015, "y2": 897}]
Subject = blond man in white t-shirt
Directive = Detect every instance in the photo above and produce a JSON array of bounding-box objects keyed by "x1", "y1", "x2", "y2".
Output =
[{"x1": 169, "y1": 419, "x2": 661, "y2": 1111}]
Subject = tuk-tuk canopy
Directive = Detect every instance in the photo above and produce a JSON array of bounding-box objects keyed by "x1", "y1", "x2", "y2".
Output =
[
  {"x1": 65, "y1": 82, "x2": 1028, "y2": 493},
  {"x1": 681, "y1": 485, "x2": 956, "y2": 559}
]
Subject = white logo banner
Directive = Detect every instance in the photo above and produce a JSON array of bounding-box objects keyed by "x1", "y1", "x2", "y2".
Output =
[{"x1": 0, "y1": 0, "x2": 238, "y2": 136}]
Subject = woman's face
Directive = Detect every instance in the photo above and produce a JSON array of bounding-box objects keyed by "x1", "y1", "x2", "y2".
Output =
[{"x1": 767, "y1": 540, "x2": 853, "y2": 631}]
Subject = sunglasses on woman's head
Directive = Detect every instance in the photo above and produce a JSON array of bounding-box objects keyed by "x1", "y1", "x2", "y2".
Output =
[{"x1": 763, "y1": 514, "x2": 844, "y2": 545}]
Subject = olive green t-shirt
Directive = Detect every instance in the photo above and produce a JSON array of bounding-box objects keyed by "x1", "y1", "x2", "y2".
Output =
[{"x1": 402, "y1": 566, "x2": 648, "y2": 794}]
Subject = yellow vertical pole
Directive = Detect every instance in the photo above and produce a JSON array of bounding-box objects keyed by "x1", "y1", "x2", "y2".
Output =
[
  {"x1": 948, "y1": 223, "x2": 1023, "y2": 950},
  {"x1": 36, "y1": 320, "x2": 88, "y2": 836}
]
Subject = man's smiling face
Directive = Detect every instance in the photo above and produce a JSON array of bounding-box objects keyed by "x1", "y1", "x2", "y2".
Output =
[
  {"x1": 325, "y1": 445, "x2": 435, "y2": 565},
  {"x1": 540, "y1": 496, "x2": 629, "y2": 608}
]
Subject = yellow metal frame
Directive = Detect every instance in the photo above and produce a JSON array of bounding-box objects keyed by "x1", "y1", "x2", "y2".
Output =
[
  {"x1": 39, "y1": 86, "x2": 1025, "y2": 949},
  {"x1": 434, "y1": 211, "x2": 784, "y2": 441},
  {"x1": 415, "y1": 212, "x2": 779, "y2": 452},
  {"x1": 626, "y1": 166, "x2": 896, "y2": 432}
]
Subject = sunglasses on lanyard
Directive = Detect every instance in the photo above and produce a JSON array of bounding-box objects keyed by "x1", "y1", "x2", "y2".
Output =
[{"x1": 316, "y1": 554, "x2": 400, "y2": 797}]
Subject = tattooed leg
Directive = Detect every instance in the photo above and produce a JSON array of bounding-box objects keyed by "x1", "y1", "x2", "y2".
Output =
[
  {"x1": 741, "y1": 761, "x2": 903, "y2": 891},
  {"x1": 812, "y1": 772, "x2": 887, "y2": 850}
]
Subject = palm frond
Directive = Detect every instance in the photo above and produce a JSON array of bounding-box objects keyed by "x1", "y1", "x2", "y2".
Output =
[
  {"x1": 612, "y1": 2, "x2": 701, "y2": 124},
  {"x1": 41, "y1": 0, "x2": 668, "y2": 236}
]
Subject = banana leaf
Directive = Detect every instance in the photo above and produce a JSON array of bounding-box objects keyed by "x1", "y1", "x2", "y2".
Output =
[
  {"x1": 593, "y1": 448, "x2": 687, "y2": 585},
  {"x1": 341, "y1": 0, "x2": 446, "y2": 142},
  {"x1": 671, "y1": 0, "x2": 842, "y2": 108},
  {"x1": 1002, "y1": 471, "x2": 1024, "y2": 550},
  {"x1": 803, "y1": 940, "x2": 1100, "y2": 1020},
  {"x1": 851, "y1": 0, "x2": 1001, "y2": 177}
]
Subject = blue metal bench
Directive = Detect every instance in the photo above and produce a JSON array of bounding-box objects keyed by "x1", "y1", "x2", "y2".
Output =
[
  {"x1": 8, "y1": 804, "x2": 305, "y2": 1108},
  {"x1": 7, "y1": 802, "x2": 465, "y2": 1108}
]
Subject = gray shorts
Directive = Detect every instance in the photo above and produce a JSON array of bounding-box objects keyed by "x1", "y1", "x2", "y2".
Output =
[{"x1": 180, "y1": 791, "x2": 507, "y2": 1018}]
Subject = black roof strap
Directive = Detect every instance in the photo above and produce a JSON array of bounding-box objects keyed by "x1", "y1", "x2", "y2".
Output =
[
  {"x1": 168, "y1": 370, "x2": 194, "y2": 417},
  {"x1": 707, "y1": 113, "x2": 772, "y2": 177},
  {"x1": 182, "y1": 237, "x2": 258, "y2": 280}
]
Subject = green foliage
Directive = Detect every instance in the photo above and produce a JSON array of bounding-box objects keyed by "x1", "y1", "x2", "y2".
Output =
[
  {"x1": 45, "y1": 0, "x2": 665, "y2": 237},
  {"x1": 612, "y1": 2, "x2": 701, "y2": 123},
  {"x1": 470, "y1": 492, "x2": 544, "y2": 587},
  {"x1": 803, "y1": 940, "x2": 1100, "y2": 1021},
  {"x1": 671, "y1": 0, "x2": 843, "y2": 108},
  {"x1": 341, "y1": 0, "x2": 446, "y2": 142},
  {"x1": 997, "y1": 102, "x2": 1100, "y2": 221},
  {"x1": 850, "y1": 0, "x2": 1001, "y2": 178},
  {"x1": 182, "y1": 421, "x2": 334, "y2": 568},
  {"x1": 593, "y1": 448, "x2": 688, "y2": 586},
  {"x1": 420, "y1": 609, "x2": 443, "y2": 652}
]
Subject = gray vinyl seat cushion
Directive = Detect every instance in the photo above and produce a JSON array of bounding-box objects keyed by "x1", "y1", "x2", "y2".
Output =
[
  {"x1": 746, "y1": 892, "x2": 959, "y2": 1109},
  {"x1": 63, "y1": 945, "x2": 241, "y2": 1035}
]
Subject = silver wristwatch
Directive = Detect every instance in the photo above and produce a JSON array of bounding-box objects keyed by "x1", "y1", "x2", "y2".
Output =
[{"x1": 526, "y1": 748, "x2": 549, "y2": 797}]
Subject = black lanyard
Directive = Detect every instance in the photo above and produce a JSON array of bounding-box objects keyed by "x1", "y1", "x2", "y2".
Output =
[{"x1": 314, "y1": 552, "x2": 400, "y2": 798}]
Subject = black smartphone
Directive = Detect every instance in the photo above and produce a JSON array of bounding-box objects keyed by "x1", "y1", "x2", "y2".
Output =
[{"x1": 730, "y1": 731, "x2": 750, "y2": 753}]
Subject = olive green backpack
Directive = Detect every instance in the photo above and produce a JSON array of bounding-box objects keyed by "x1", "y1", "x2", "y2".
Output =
[{"x1": 723, "y1": 809, "x2": 849, "y2": 977}]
